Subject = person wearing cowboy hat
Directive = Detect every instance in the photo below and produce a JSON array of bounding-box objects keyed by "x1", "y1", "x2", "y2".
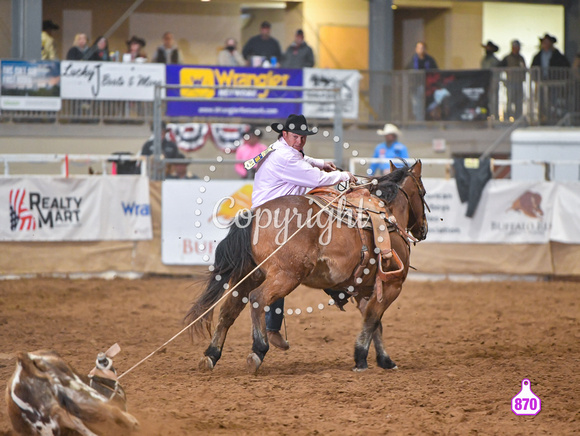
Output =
[
  {"x1": 124, "y1": 35, "x2": 147, "y2": 63},
  {"x1": 250, "y1": 114, "x2": 356, "y2": 350},
  {"x1": 368, "y1": 124, "x2": 409, "y2": 175},
  {"x1": 532, "y1": 33, "x2": 570, "y2": 78},
  {"x1": 41, "y1": 20, "x2": 59, "y2": 60},
  {"x1": 481, "y1": 40, "x2": 500, "y2": 69}
]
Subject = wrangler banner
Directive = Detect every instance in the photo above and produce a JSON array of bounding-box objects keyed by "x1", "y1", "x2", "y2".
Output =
[
  {"x1": 165, "y1": 65, "x2": 302, "y2": 118},
  {"x1": 1, "y1": 177, "x2": 152, "y2": 241}
]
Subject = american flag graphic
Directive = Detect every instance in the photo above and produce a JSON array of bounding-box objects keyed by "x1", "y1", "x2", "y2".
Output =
[{"x1": 9, "y1": 189, "x2": 36, "y2": 231}]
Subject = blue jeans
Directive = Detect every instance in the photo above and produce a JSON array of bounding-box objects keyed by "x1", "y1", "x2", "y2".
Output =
[{"x1": 265, "y1": 298, "x2": 284, "y2": 331}]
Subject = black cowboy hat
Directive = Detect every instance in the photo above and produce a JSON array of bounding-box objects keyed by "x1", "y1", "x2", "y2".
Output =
[
  {"x1": 126, "y1": 35, "x2": 146, "y2": 47},
  {"x1": 539, "y1": 33, "x2": 557, "y2": 44},
  {"x1": 481, "y1": 40, "x2": 499, "y2": 53},
  {"x1": 271, "y1": 114, "x2": 318, "y2": 136},
  {"x1": 42, "y1": 20, "x2": 59, "y2": 31}
]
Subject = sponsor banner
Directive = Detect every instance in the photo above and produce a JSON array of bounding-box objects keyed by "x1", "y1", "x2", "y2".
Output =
[
  {"x1": 60, "y1": 61, "x2": 165, "y2": 101},
  {"x1": 302, "y1": 68, "x2": 361, "y2": 119},
  {"x1": 165, "y1": 65, "x2": 302, "y2": 118},
  {"x1": 1, "y1": 177, "x2": 152, "y2": 241},
  {"x1": 0, "y1": 60, "x2": 61, "y2": 111},
  {"x1": 425, "y1": 70, "x2": 491, "y2": 121},
  {"x1": 162, "y1": 180, "x2": 252, "y2": 265},
  {"x1": 424, "y1": 179, "x2": 580, "y2": 244}
]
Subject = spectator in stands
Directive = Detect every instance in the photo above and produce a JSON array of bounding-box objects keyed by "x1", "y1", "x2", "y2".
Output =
[
  {"x1": 41, "y1": 20, "x2": 59, "y2": 60},
  {"x1": 124, "y1": 36, "x2": 147, "y2": 63},
  {"x1": 480, "y1": 41, "x2": 500, "y2": 68},
  {"x1": 499, "y1": 40, "x2": 526, "y2": 119},
  {"x1": 406, "y1": 42, "x2": 438, "y2": 121},
  {"x1": 235, "y1": 126, "x2": 267, "y2": 179},
  {"x1": 217, "y1": 38, "x2": 245, "y2": 66},
  {"x1": 532, "y1": 33, "x2": 570, "y2": 78},
  {"x1": 66, "y1": 33, "x2": 89, "y2": 60},
  {"x1": 242, "y1": 21, "x2": 282, "y2": 67},
  {"x1": 166, "y1": 153, "x2": 197, "y2": 179},
  {"x1": 152, "y1": 32, "x2": 182, "y2": 64},
  {"x1": 281, "y1": 29, "x2": 314, "y2": 69},
  {"x1": 140, "y1": 122, "x2": 180, "y2": 159},
  {"x1": 88, "y1": 36, "x2": 111, "y2": 61},
  {"x1": 368, "y1": 124, "x2": 409, "y2": 175}
]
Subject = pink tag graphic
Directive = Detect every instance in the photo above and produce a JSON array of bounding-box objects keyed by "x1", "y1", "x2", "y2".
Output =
[{"x1": 511, "y1": 378, "x2": 541, "y2": 416}]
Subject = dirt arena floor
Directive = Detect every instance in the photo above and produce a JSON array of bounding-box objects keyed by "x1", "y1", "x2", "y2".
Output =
[{"x1": 1, "y1": 277, "x2": 578, "y2": 435}]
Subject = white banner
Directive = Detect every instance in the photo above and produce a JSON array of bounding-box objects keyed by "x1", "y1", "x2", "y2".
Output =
[
  {"x1": 162, "y1": 180, "x2": 252, "y2": 265},
  {"x1": 302, "y1": 68, "x2": 361, "y2": 119},
  {"x1": 424, "y1": 179, "x2": 580, "y2": 244},
  {"x1": 1, "y1": 177, "x2": 152, "y2": 241},
  {"x1": 60, "y1": 62, "x2": 165, "y2": 101}
]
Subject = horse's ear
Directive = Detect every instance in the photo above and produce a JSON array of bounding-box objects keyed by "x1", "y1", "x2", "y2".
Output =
[
  {"x1": 389, "y1": 160, "x2": 397, "y2": 172},
  {"x1": 411, "y1": 159, "x2": 422, "y2": 175}
]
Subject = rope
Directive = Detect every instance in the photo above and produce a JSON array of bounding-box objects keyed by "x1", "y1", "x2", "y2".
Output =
[{"x1": 118, "y1": 180, "x2": 374, "y2": 380}]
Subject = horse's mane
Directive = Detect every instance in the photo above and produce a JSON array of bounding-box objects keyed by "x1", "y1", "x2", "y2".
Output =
[{"x1": 368, "y1": 165, "x2": 411, "y2": 203}]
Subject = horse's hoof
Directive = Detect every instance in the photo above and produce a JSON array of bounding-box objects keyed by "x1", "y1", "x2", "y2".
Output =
[
  {"x1": 377, "y1": 355, "x2": 398, "y2": 370},
  {"x1": 198, "y1": 356, "x2": 214, "y2": 372},
  {"x1": 352, "y1": 366, "x2": 368, "y2": 372},
  {"x1": 246, "y1": 353, "x2": 262, "y2": 375}
]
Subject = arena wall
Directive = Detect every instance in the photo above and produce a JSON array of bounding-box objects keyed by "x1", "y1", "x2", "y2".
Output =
[{"x1": 2, "y1": 181, "x2": 578, "y2": 278}]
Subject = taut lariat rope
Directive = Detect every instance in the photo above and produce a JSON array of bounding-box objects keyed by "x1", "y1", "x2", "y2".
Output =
[{"x1": 118, "y1": 180, "x2": 374, "y2": 380}]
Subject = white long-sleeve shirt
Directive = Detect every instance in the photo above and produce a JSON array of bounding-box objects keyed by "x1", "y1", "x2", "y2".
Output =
[{"x1": 251, "y1": 138, "x2": 350, "y2": 208}]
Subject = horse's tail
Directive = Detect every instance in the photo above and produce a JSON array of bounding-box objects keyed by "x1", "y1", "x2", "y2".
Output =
[{"x1": 185, "y1": 212, "x2": 255, "y2": 338}]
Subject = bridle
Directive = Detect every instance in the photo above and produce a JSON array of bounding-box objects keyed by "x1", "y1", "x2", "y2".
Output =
[{"x1": 397, "y1": 171, "x2": 429, "y2": 240}]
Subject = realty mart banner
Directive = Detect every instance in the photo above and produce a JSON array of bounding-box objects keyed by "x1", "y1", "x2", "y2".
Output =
[
  {"x1": 60, "y1": 61, "x2": 165, "y2": 101},
  {"x1": 1, "y1": 176, "x2": 152, "y2": 241},
  {"x1": 302, "y1": 68, "x2": 361, "y2": 119},
  {"x1": 165, "y1": 65, "x2": 303, "y2": 118},
  {"x1": 0, "y1": 60, "x2": 61, "y2": 111},
  {"x1": 162, "y1": 180, "x2": 251, "y2": 265},
  {"x1": 423, "y1": 179, "x2": 580, "y2": 244}
]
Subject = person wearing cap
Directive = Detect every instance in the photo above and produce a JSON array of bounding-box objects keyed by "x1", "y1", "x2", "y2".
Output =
[
  {"x1": 242, "y1": 21, "x2": 282, "y2": 67},
  {"x1": 235, "y1": 127, "x2": 267, "y2": 179},
  {"x1": 41, "y1": 20, "x2": 59, "y2": 60},
  {"x1": 66, "y1": 33, "x2": 89, "y2": 60},
  {"x1": 251, "y1": 114, "x2": 356, "y2": 350},
  {"x1": 532, "y1": 33, "x2": 570, "y2": 78},
  {"x1": 281, "y1": 29, "x2": 314, "y2": 69},
  {"x1": 368, "y1": 124, "x2": 409, "y2": 175},
  {"x1": 124, "y1": 36, "x2": 147, "y2": 63},
  {"x1": 499, "y1": 40, "x2": 527, "y2": 119},
  {"x1": 481, "y1": 41, "x2": 500, "y2": 69}
]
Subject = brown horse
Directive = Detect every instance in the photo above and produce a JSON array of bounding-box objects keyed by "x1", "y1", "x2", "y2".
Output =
[{"x1": 185, "y1": 160, "x2": 428, "y2": 373}]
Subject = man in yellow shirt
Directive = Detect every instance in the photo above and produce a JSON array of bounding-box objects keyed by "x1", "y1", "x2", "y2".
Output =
[{"x1": 42, "y1": 20, "x2": 59, "y2": 60}]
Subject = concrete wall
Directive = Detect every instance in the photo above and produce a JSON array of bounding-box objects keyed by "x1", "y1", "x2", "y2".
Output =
[{"x1": 0, "y1": 0, "x2": 11, "y2": 59}]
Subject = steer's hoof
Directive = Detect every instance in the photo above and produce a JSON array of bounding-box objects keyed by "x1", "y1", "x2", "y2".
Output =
[
  {"x1": 246, "y1": 353, "x2": 262, "y2": 375},
  {"x1": 352, "y1": 365, "x2": 368, "y2": 373},
  {"x1": 198, "y1": 356, "x2": 214, "y2": 372}
]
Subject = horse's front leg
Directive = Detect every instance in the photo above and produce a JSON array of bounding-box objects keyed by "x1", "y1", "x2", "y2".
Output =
[
  {"x1": 199, "y1": 280, "x2": 254, "y2": 371},
  {"x1": 246, "y1": 285, "x2": 270, "y2": 375},
  {"x1": 353, "y1": 282, "x2": 402, "y2": 371}
]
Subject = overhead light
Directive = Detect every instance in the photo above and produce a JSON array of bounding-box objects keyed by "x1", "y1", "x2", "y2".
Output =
[{"x1": 241, "y1": 2, "x2": 287, "y2": 9}]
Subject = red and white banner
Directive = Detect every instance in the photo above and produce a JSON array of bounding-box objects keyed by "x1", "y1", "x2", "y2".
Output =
[
  {"x1": 167, "y1": 123, "x2": 210, "y2": 152},
  {"x1": 1, "y1": 176, "x2": 152, "y2": 241},
  {"x1": 209, "y1": 123, "x2": 249, "y2": 152}
]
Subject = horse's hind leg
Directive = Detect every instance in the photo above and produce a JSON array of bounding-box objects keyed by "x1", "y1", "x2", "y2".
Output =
[
  {"x1": 246, "y1": 274, "x2": 300, "y2": 374},
  {"x1": 372, "y1": 323, "x2": 398, "y2": 370},
  {"x1": 199, "y1": 280, "x2": 254, "y2": 371}
]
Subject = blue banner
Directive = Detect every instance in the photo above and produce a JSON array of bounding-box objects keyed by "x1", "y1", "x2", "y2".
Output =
[
  {"x1": 166, "y1": 65, "x2": 303, "y2": 118},
  {"x1": 0, "y1": 60, "x2": 61, "y2": 111}
]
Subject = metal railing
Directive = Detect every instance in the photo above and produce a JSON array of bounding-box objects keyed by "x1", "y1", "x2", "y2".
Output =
[{"x1": 1, "y1": 66, "x2": 579, "y2": 127}]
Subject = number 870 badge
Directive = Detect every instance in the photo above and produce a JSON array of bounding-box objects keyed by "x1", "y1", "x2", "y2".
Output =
[{"x1": 512, "y1": 379, "x2": 541, "y2": 416}]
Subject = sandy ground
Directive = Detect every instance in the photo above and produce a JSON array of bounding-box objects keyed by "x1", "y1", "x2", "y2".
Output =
[{"x1": 1, "y1": 277, "x2": 579, "y2": 435}]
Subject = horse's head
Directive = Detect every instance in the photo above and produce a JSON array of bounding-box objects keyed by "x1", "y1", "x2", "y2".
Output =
[{"x1": 370, "y1": 160, "x2": 429, "y2": 241}]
